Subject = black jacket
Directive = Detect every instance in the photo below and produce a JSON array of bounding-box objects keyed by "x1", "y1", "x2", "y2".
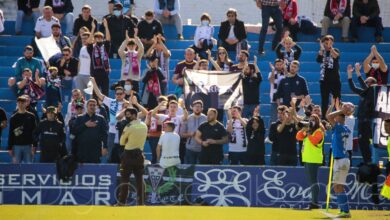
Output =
[
  {"x1": 105, "y1": 14, "x2": 137, "y2": 46},
  {"x1": 218, "y1": 19, "x2": 247, "y2": 42},
  {"x1": 18, "y1": 0, "x2": 40, "y2": 14},
  {"x1": 137, "y1": 19, "x2": 164, "y2": 40},
  {"x1": 324, "y1": 0, "x2": 351, "y2": 19},
  {"x1": 8, "y1": 111, "x2": 37, "y2": 150},
  {"x1": 246, "y1": 117, "x2": 265, "y2": 156},
  {"x1": 44, "y1": 0, "x2": 73, "y2": 14},
  {"x1": 353, "y1": 0, "x2": 380, "y2": 18},
  {"x1": 34, "y1": 119, "x2": 66, "y2": 162},
  {"x1": 73, "y1": 14, "x2": 98, "y2": 36},
  {"x1": 348, "y1": 76, "x2": 375, "y2": 120},
  {"x1": 72, "y1": 113, "x2": 108, "y2": 163}
]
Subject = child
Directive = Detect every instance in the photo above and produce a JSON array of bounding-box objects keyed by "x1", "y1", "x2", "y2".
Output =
[
  {"x1": 156, "y1": 121, "x2": 181, "y2": 168},
  {"x1": 46, "y1": 66, "x2": 62, "y2": 107},
  {"x1": 193, "y1": 13, "x2": 215, "y2": 59}
]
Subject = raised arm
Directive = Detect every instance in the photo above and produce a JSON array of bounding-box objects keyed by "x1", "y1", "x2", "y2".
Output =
[
  {"x1": 90, "y1": 77, "x2": 105, "y2": 101},
  {"x1": 102, "y1": 18, "x2": 111, "y2": 41},
  {"x1": 372, "y1": 45, "x2": 388, "y2": 72}
]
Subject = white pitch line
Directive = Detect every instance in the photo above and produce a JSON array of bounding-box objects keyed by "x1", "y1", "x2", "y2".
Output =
[{"x1": 319, "y1": 210, "x2": 341, "y2": 220}]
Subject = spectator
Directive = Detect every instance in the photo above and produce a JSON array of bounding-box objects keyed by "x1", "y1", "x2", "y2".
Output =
[
  {"x1": 351, "y1": 0, "x2": 383, "y2": 43},
  {"x1": 56, "y1": 46, "x2": 79, "y2": 102},
  {"x1": 280, "y1": 0, "x2": 299, "y2": 41},
  {"x1": 181, "y1": 100, "x2": 207, "y2": 164},
  {"x1": 227, "y1": 106, "x2": 248, "y2": 165},
  {"x1": 137, "y1": 10, "x2": 164, "y2": 52},
  {"x1": 72, "y1": 26, "x2": 93, "y2": 58},
  {"x1": 347, "y1": 64, "x2": 375, "y2": 163},
  {"x1": 16, "y1": 68, "x2": 44, "y2": 109},
  {"x1": 195, "y1": 108, "x2": 228, "y2": 165},
  {"x1": 68, "y1": 102, "x2": 84, "y2": 153},
  {"x1": 213, "y1": 47, "x2": 233, "y2": 71},
  {"x1": 230, "y1": 50, "x2": 251, "y2": 72},
  {"x1": 64, "y1": 89, "x2": 85, "y2": 151},
  {"x1": 19, "y1": 95, "x2": 40, "y2": 124},
  {"x1": 34, "y1": 106, "x2": 66, "y2": 163},
  {"x1": 0, "y1": 107, "x2": 7, "y2": 147},
  {"x1": 74, "y1": 32, "x2": 92, "y2": 95},
  {"x1": 154, "y1": 0, "x2": 183, "y2": 40},
  {"x1": 255, "y1": 0, "x2": 283, "y2": 55},
  {"x1": 118, "y1": 33, "x2": 144, "y2": 93},
  {"x1": 157, "y1": 121, "x2": 181, "y2": 168},
  {"x1": 45, "y1": 66, "x2": 62, "y2": 107},
  {"x1": 274, "y1": 61, "x2": 309, "y2": 107},
  {"x1": 363, "y1": 45, "x2": 388, "y2": 85},
  {"x1": 275, "y1": 107, "x2": 298, "y2": 166},
  {"x1": 87, "y1": 30, "x2": 111, "y2": 96},
  {"x1": 16, "y1": 0, "x2": 40, "y2": 35},
  {"x1": 105, "y1": 2, "x2": 137, "y2": 58},
  {"x1": 241, "y1": 55, "x2": 262, "y2": 119},
  {"x1": 317, "y1": 35, "x2": 341, "y2": 118},
  {"x1": 192, "y1": 13, "x2": 215, "y2": 59},
  {"x1": 117, "y1": 107, "x2": 148, "y2": 206},
  {"x1": 268, "y1": 59, "x2": 286, "y2": 124},
  {"x1": 8, "y1": 96, "x2": 37, "y2": 164},
  {"x1": 146, "y1": 35, "x2": 171, "y2": 93},
  {"x1": 8, "y1": 45, "x2": 42, "y2": 93},
  {"x1": 172, "y1": 48, "x2": 196, "y2": 92},
  {"x1": 35, "y1": 6, "x2": 60, "y2": 39},
  {"x1": 244, "y1": 106, "x2": 265, "y2": 165},
  {"x1": 90, "y1": 77, "x2": 127, "y2": 163},
  {"x1": 275, "y1": 36, "x2": 302, "y2": 69},
  {"x1": 72, "y1": 99, "x2": 108, "y2": 163},
  {"x1": 296, "y1": 113, "x2": 324, "y2": 209},
  {"x1": 268, "y1": 106, "x2": 287, "y2": 165},
  {"x1": 72, "y1": 5, "x2": 98, "y2": 37},
  {"x1": 44, "y1": 0, "x2": 74, "y2": 36},
  {"x1": 49, "y1": 23, "x2": 72, "y2": 65},
  {"x1": 321, "y1": 0, "x2": 351, "y2": 42},
  {"x1": 218, "y1": 8, "x2": 248, "y2": 54},
  {"x1": 141, "y1": 57, "x2": 166, "y2": 109}
]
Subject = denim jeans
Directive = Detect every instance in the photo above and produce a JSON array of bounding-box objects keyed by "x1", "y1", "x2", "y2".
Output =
[
  {"x1": 61, "y1": 78, "x2": 74, "y2": 103},
  {"x1": 15, "y1": 10, "x2": 40, "y2": 33},
  {"x1": 258, "y1": 5, "x2": 283, "y2": 51},
  {"x1": 13, "y1": 145, "x2": 33, "y2": 163},
  {"x1": 61, "y1": 13, "x2": 74, "y2": 36},
  {"x1": 185, "y1": 149, "x2": 200, "y2": 164},
  {"x1": 304, "y1": 163, "x2": 321, "y2": 205}
]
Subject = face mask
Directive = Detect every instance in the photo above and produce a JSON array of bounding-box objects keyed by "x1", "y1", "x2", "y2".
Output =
[
  {"x1": 201, "y1": 20, "x2": 209, "y2": 26},
  {"x1": 128, "y1": 49, "x2": 136, "y2": 53},
  {"x1": 96, "y1": 42, "x2": 103, "y2": 47},
  {"x1": 371, "y1": 63, "x2": 380, "y2": 69},
  {"x1": 113, "y1": 10, "x2": 121, "y2": 17},
  {"x1": 124, "y1": 85, "x2": 132, "y2": 91}
]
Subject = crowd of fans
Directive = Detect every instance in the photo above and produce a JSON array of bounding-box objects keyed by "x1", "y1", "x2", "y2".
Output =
[{"x1": 0, "y1": 0, "x2": 388, "y2": 169}]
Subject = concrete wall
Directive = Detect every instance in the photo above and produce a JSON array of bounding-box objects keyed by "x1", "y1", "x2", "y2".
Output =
[{"x1": 2, "y1": 0, "x2": 390, "y2": 26}]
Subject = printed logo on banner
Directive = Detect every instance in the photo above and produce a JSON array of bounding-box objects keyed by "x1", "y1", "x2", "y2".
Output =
[{"x1": 373, "y1": 86, "x2": 390, "y2": 148}]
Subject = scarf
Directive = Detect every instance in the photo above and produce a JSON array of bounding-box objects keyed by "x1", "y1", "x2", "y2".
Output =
[
  {"x1": 283, "y1": 0, "x2": 296, "y2": 21},
  {"x1": 146, "y1": 70, "x2": 161, "y2": 97},
  {"x1": 92, "y1": 43, "x2": 110, "y2": 73},
  {"x1": 70, "y1": 98, "x2": 85, "y2": 117},
  {"x1": 283, "y1": 49, "x2": 295, "y2": 64},
  {"x1": 122, "y1": 50, "x2": 139, "y2": 79},
  {"x1": 330, "y1": 0, "x2": 347, "y2": 16}
]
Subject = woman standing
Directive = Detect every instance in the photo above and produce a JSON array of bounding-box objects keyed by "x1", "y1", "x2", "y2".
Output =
[
  {"x1": 296, "y1": 114, "x2": 324, "y2": 209},
  {"x1": 244, "y1": 106, "x2": 265, "y2": 165}
]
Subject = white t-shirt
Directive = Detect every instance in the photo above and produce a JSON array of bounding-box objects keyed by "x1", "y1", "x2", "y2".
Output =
[
  {"x1": 158, "y1": 114, "x2": 183, "y2": 134},
  {"x1": 228, "y1": 118, "x2": 248, "y2": 152},
  {"x1": 158, "y1": 132, "x2": 181, "y2": 168},
  {"x1": 78, "y1": 46, "x2": 91, "y2": 76},
  {"x1": 227, "y1": 24, "x2": 237, "y2": 40},
  {"x1": 34, "y1": 16, "x2": 59, "y2": 38},
  {"x1": 268, "y1": 71, "x2": 285, "y2": 103},
  {"x1": 103, "y1": 96, "x2": 124, "y2": 134},
  {"x1": 345, "y1": 115, "x2": 355, "y2": 151}
]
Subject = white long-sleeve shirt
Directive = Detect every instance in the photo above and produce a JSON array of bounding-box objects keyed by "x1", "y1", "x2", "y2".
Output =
[{"x1": 194, "y1": 25, "x2": 214, "y2": 46}]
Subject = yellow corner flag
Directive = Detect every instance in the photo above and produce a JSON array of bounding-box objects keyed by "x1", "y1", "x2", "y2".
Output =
[{"x1": 380, "y1": 175, "x2": 390, "y2": 199}]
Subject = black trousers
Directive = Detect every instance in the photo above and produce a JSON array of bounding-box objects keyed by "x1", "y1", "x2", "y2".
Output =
[
  {"x1": 278, "y1": 154, "x2": 298, "y2": 166},
  {"x1": 283, "y1": 20, "x2": 299, "y2": 41},
  {"x1": 358, "y1": 120, "x2": 372, "y2": 163},
  {"x1": 93, "y1": 73, "x2": 109, "y2": 96},
  {"x1": 320, "y1": 80, "x2": 341, "y2": 119},
  {"x1": 118, "y1": 149, "x2": 145, "y2": 205},
  {"x1": 351, "y1": 16, "x2": 383, "y2": 38}
]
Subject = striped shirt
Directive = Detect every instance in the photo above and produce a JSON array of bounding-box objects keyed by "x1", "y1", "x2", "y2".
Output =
[{"x1": 260, "y1": 0, "x2": 280, "y2": 7}]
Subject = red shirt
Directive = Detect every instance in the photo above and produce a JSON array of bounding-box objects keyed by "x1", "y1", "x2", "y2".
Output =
[
  {"x1": 282, "y1": 0, "x2": 298, "y2": 22},
  {"x1": 366, "y1": 67, "x2": 388, "y2": 85}
]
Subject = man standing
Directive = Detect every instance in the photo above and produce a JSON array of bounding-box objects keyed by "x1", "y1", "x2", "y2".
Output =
[
  {"x1": 8, "y1": 96, "x2": 37, "y2": 164},
  {"x1": 241, "y1": 55, "x2": 262, "y2": 119},
  {"x1": 181, "y1": 100, "x2": 207, "y2": 164},
  {"x1": 118, "y1": 108, "x2": 148, "y2": 206},
  {"x1": 172, "y1": 48, "x2": 196, "y2": 93},
  {"x1": 326, "y1": 101, "x2": 352, "y2": 218},
  {"x1": 195, "y1": 108, "x2": 228, "y2": 165},
  {"x1": 73, "y1": 5, "x2": 98, "y2": 37},
  {"x1": 74, "y1": 32, "x2": 92, "y2": 94},
  {"x1": 255, "y1": 0, "x2": 283, "y2": 55},
  {"x1": 268, "y1": 59, "x2": 286, "y2": 124},
  {"x1": 218, "y1": 8, "x2": 248, "y2": 53},
  {"x1": 351, "y1": 0, "x2": 383, "y2": 43},
  {"x1": 317, "y1": 35, "x2": 341, "y2": 118},
  {"x1": 72, "y1": 99, "x2": 108, "y2": 163},
  {"x1": 154, "y1": 0, "x2": 183, "y2": 40},
  {"x1": 227, "y1": 106, "x2": 248, "y2": 165},
  {"x1": 363, "y1": 45, "x2": 388, "y2": 85},
  {"x1": 34, "y1": 106, "x2": 66, "y2": 163},
  {"x1": 137, "y1": 10, "x2": 164, "y2": 52}
]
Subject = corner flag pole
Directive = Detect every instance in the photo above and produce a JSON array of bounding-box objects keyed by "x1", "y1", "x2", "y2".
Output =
[{"x1": 326, "y1": 153, "x2": 334, "y2": 212}]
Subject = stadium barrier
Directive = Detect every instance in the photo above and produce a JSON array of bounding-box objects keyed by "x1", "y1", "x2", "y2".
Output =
[{"x1": 0, "y1": 164, "x2": 389, "y2": 210}]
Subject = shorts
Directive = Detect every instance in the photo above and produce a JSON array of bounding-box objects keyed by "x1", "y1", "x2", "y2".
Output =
[{"x1": 332, "y1": 158, "x2": 350, "y2": 185}]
